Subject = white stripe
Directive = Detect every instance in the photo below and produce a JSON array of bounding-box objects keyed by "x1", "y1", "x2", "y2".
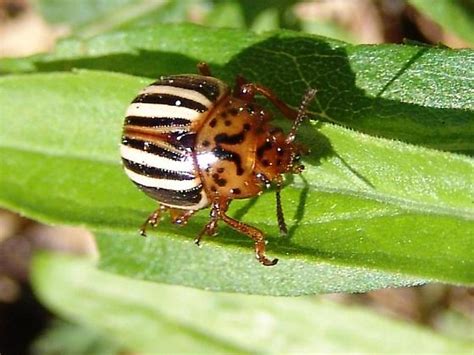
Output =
[
  {"x1": 124, "y1": 168, "x2": 200, "y2": 190},
  {"x1": 160, "y1": 191, "x2": 209, "y2": 210},
  {"x1": 125, "y1": 122, "x2": 190, "y2": 134},
  {"x1": 120, "y1": 145, "x2": 195, "y2": 172},
  {"x1": 142, "y1": 85, "x2": 212, "y2": 108},
  {"x1": 126, "y1": 103, "x2": 201, "y2": 121}
]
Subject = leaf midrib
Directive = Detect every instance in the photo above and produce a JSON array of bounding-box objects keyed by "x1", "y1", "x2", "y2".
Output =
[{"x1": 2, "y1": 140, "x2": 472, "y2": 222}]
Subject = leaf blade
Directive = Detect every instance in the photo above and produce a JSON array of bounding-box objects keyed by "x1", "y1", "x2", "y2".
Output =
[
  {"x1": 1, "y1": 24, "x2": 472, "y2": 150},
  {"x1": 0, "y1": 70, "x2": 472, "y2": 294}
]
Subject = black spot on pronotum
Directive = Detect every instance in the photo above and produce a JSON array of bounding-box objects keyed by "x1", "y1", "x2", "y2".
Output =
[
  {"x1": 209, "y1": 118, "x2": 217, "y2": 127},
  {"x1": 212, "y1": 147, "x2": 244, "y2": 175},
  {"x1": 214, "y1": 130, "x2": 246, "y2": 145},
  {"x1": 231, "y1": 188, "x2": 241, "y2": 195},
  {"x1": 257, "y1": 140, "x2": 273, "y2": 159},
  {"x1": 212, "y1": 173, "x2": 227, "y2": 187}
]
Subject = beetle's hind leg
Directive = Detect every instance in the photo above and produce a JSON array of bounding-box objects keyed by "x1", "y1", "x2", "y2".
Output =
[{"x1": 139, "y1": 205, "x2": 167, "y2": 237}]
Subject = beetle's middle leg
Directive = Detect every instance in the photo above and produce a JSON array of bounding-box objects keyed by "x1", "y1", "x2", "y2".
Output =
[{"x1": 169, "y1": 208, "x2": 196, "y2": 226}]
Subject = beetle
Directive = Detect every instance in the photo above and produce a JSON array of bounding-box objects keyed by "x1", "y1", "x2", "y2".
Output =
[{"x1": 121, "y1": 63, "x2": 315, "y2": 266}]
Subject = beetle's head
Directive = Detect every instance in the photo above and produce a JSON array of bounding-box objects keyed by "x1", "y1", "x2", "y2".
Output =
[{"x1": 255, "y1": 89, "x2": 316, "y2": 184}]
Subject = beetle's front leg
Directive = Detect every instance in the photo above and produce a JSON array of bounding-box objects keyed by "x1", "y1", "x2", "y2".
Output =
[
  {"x1": 217, "y1": 198, "x2": 278, "y2": 266},
  {"x1": 233, "y1": 78, "x2": 299, "y2": 121}
]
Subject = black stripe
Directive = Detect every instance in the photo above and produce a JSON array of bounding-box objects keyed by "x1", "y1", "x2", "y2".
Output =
[
  {"x1": 138, "y1": 184, "x2": 203, "y2": 206},
  {"x1": 123, "y1": 158, "x2": 195, "y2": 181},
  {"x1": 167, "y1": 132, "x2": 197, "y2": 151},
  {"x1": 153, "y1": 75, "x2": 223, "y2": 102},
  {"x1": 126, "y1": 116, "x2": 191, "y2": 128},
  {"x1": 132, "y1": 93, "x2": 208, "y2": 113},
  {"x1": 122, "y1": 137, "x2": 185, "y2": 161}
]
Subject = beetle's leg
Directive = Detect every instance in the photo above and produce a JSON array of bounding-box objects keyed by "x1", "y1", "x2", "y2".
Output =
[
  {"x1": 169, "y1": 208, "x2": 196, "y2": 226},
  {"x1": 140, "y1": 205, "x2": 167, "y2": 237},
  {"x1": 218, "y1": 199, "x2": 278, "y2": 266},
  {"x1": 275, "y1": 176, "x2": 288, "y2": 237},
  {"x1": 195, "y1": 199, "x2": 219, "y2": 246},
  {"x1": 197, "y1": 62, "x2": 212, "y2": 77},
  {"x1": 233, "y1": 80, "x2": 299, "y2": 121}
]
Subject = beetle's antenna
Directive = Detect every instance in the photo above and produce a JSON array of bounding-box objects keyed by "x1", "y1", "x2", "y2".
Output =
[{"x1": 285, "y1": 88, "x2": 317, "y2": 144}]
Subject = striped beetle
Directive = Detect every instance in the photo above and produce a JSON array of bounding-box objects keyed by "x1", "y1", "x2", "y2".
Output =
[{"x1": 121, "y1": 63, "x2": 315, "y2": 266}]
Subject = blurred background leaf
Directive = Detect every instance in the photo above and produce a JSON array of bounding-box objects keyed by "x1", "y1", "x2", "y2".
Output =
[
  {"x1": 32, "y1": 253, "x2": 474, "y2": 354},
  {"x1": 32, "y1": 319, "x2": 122, "y2": 355},
  {"x1": 408, "y1": 0, "x2": 474, "y2": 46},
  {"x1": 34, "y1": 0, "x2": 189, "y2": 37}
]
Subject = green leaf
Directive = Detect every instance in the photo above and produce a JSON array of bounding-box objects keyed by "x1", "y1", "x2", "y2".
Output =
[
  {"x1": 32, "y1": 254, "x2": 474, "y2": 354},
  {"x1": 1, "y1": 24, "x2": 472, "y2": 151},
  {"x1": 409, "y1": 0, "x2": 474, "y2": 46},
  {"x1": 0, "y1": 70, "x2": 472, "y2": 295}
]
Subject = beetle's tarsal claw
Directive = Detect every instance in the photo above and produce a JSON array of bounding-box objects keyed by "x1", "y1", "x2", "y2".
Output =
[{"x1": 258, "y1": 255, "x2": 279, "y2": 266}]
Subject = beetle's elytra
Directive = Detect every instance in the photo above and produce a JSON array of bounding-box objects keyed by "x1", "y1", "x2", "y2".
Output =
[{"x1": 121, "y1": 63, "x2": 315, "y2": 266}]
